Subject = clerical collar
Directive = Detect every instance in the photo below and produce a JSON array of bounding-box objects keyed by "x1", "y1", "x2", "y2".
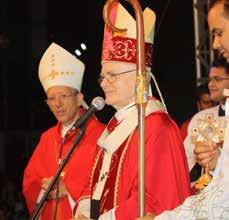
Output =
[
  {"x1": 115, "y1": 102, "x2": 136, "y2": 123},
  {"x1": 61, "y1": 121, "x2": 74, "y2": 138},
  {"x1": 218, "y1": 104, "x2": 225, "y2": 117}
]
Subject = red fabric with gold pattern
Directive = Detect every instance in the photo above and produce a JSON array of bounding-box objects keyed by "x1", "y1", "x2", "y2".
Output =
[
  {"x1": 91, "y1": 140, "x2": 127, "y2": 214},
  {"x1": 101, "y1": 2, "x2": 155, "y2": 67},
  {"x1": 102, "y1": 36, "x2": 153, "y2": 67}
]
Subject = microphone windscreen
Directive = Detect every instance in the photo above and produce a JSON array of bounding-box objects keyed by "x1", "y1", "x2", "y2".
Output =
[{"x1": 92, "y1": 97, "x2": 105, "y2": 111}]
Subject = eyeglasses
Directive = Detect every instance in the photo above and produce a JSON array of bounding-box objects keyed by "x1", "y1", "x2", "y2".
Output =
[
  {"x1": 208, "y1": 76, "x2": 229, "y2": 83},
  {"x1": 97, "y1": 69, "x2": 136, "y2": 84},
  {"x1": 45, "y1": 93, "x2": 76, "y2": 105}
]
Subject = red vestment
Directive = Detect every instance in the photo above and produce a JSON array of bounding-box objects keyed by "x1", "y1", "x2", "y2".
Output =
[
  {"x1": 179, "y1": 118, "x2": 191, "y2": 141},
  {"x1": 23, "y1": 113, "x2": 104, "y2": 220},
  {"x1": 89, "y1": 101, "x2": 191, "y2": 219}
]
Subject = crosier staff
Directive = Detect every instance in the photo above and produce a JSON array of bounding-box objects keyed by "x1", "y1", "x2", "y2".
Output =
[{"x1": 103, "y1": 0, "x2": 147, "y2": 217}]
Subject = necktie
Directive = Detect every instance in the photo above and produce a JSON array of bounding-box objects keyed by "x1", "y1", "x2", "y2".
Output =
[
  {"x1": 218, "y1": 105, "x2": 225, "y2": 117},
  {"x1": 107, "y1": 117, "x2": 119, "y2": 133}
]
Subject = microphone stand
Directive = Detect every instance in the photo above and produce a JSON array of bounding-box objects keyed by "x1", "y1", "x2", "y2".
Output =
[{"x1": 31, "y1": 124, "x2": 86, "y2": 220}]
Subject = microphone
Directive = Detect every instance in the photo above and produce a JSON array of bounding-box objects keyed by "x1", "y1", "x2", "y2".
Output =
[{"x1": 73, "y1": 97, "x2": 105, "y2": 128}]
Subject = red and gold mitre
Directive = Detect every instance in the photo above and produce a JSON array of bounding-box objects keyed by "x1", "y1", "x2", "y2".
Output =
[{"x1": 102, "y1": 2, "x2": 156, "y2": 67}]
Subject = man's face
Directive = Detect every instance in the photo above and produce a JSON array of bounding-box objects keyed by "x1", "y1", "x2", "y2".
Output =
[
  {"x1": 100, "y1": 62, "x2": 137, "y2": 110},
  {"x1": 208, "y1": 3, "x2": 229, "y2": 62},
  {"x1": 197, "y1": 93, "x2": 214, "y2": 111},
  {"x1": 46, "y1": 86, "x2": 83, "y2": 125},
  {"x1": 208, "y1": 66, "x2": 229, "y2": 103}
]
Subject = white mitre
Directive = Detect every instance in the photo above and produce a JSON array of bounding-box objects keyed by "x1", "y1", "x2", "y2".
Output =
[{"x1": 38, "y1": 42, "x2": 85, "y2": 92}]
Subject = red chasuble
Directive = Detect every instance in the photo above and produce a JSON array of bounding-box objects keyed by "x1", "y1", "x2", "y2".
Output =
[
  {"x1": 179, "y1": 118, "x2": 191, "y2": 141},
  {"x1": 90, "y1": 109, "x2": 191, "y2": 219},
  {"x1": 23, "y1": 113, "x2": 104, "y2": 220}
]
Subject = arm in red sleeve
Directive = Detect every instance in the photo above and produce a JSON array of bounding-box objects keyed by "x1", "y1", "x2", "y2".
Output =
[{"x1": 23, "y1": 135, "x2": 47, "y2": 214}]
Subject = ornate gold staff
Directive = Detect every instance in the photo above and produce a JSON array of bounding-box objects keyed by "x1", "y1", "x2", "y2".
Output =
[{"x1": 103, "y1": 0, "x2": 147, "y2": 216}]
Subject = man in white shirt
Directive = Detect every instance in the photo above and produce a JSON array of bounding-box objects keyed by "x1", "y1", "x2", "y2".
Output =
[{"x1": 186, "y1": 58, "x2": 229, "y2": 182}]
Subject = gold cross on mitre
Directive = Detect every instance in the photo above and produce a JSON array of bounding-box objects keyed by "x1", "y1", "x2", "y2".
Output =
[
  {"x1": 191, "y1": 113, "x2": 226, "y2": 191},
  {"x1": 48, "y1": 69, "x2": 59, "y2": 80}
]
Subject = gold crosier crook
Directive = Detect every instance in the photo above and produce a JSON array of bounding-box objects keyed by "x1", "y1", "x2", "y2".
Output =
[{"x1": 103, "y1": 0, "x2": 148, "y2": 217}]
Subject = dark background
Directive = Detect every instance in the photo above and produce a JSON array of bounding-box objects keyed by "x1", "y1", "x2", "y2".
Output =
[{"x1": 0, "y1": 0, "x2": 198, "y2": 218}]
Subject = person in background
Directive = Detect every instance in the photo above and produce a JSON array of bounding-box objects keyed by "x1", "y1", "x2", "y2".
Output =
[
  {"x1": 23, "y1": 43, "x2": 104, "y2": 220},
  {"x1": 137, "y1": 0, "x2": 229, "y2": 219},
  {"x1": 74, "y1": 2, "x2": 190, "y2": 220},
  {"x1": 184, "y1": 57, "x2": 229, "y2": 175},
  {"x1": 179, "y1": 82, "x2": 215, "y2": 141}
]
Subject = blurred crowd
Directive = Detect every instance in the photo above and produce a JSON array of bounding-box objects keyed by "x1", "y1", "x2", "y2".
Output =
[{"x1": 0, "y1": 173, "x2": 28, "y2": 220}]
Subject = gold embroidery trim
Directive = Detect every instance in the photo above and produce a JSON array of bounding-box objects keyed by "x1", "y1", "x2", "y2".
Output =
[{"x1": 114, "y1": 131, "x2": 135, "y2": 207}]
